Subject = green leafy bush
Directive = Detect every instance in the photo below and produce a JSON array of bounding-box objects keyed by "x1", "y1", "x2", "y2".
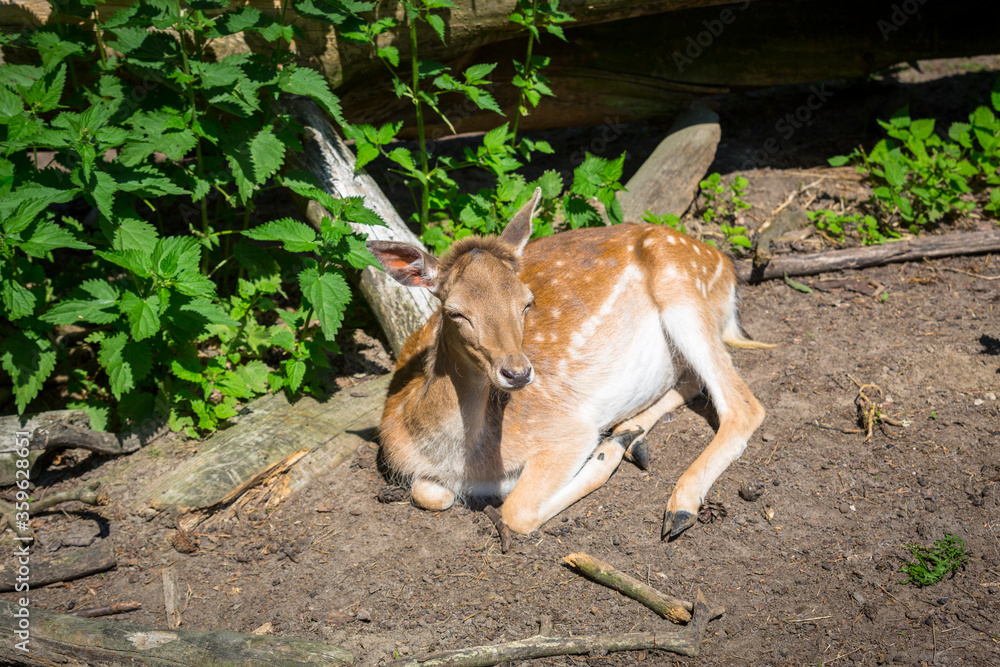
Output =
[
  {"x1": 0, "y1": 0, "x2": 378, "y2": 434},
  {"x1": 698, "y1": 172, "x2": 752, "y2": 251},
  {"x1": 830, "y1": 79, "x2": 1000, "y2": 237}
]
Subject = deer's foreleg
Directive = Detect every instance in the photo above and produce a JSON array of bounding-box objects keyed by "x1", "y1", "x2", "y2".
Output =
[{"x1": 501, "y1": 427, "x2": 639, "y2": 534}]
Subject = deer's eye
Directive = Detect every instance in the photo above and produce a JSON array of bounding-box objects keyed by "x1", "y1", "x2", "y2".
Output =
[{"x1": 446, "y1": 310, "x2": 468, "y2": 323}]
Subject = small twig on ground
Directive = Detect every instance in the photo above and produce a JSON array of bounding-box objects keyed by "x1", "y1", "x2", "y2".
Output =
[
  {"x1": 563, "y1": 552, "x2": 693, "y2": 623},
  {"x1": 68, "y1": 601, "x2": 142, "y2": 618},
  {"x1": 388, "y1": 590, "x2": 722, "y2": 667},
  {"x1": 483, "y1": 505, "x2": 511, "y2": 554},
  {"x1": 163, "y1": 567, "x2": 182, "y2": 629},
  {"x1": 940, "y1": 266, "x2": 1000, "y2": 280}
]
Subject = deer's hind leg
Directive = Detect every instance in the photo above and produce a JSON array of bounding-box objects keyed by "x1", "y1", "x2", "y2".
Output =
[
  {"x1": 658, "y1": 304, "x2": 765, "y2": 540},
  {"x1": 501, "y1": 423, "x2": 639, "y2": 534},
  {"x1": 614, "y1": 370, "x2": 702, "y2": 470}
]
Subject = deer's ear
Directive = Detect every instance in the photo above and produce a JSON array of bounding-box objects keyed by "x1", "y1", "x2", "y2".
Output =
[
  {"x1": 499, "y1": 186, "x2": 541, "y2": 256},
  {"x1": 367, "y1": 240, "x2": 439, "y2": 291}
]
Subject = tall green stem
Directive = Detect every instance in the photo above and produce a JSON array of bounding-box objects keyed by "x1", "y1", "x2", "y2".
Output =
[
  {"x1": 410, "y1": 16, "x2": 430, "y2": 231},
  {"x1": 511, "y1": 0, "x2": 539, "y2": 145}
]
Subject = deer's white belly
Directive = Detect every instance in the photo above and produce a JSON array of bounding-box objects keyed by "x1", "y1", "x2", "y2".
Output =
[{"x1": 578, "y1": 311, "x2": 675, "y2": 430}]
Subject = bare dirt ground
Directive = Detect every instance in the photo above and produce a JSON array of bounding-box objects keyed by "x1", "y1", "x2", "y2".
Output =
[{"x1": 3, "y1": 58, "x2": 1000, "y2": 666}]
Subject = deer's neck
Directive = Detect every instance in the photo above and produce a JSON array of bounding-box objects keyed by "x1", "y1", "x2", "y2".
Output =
[{"x1": 418, "y1": 334, "x2": 499, "y2": 449}]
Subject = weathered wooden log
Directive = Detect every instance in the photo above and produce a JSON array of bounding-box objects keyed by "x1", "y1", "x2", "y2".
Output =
[
  {"x1": 618, "y1": 108, "x2": 720, "y2": 221},
  {"x1": 282, "y1": 97, "x2": 436, "y2": 355},
  {"x1": 736, "y1": 229, "x2": 1000, "y2": 283},
  {"x1": 1, "y1": 0, "x2": 739, "y2": 90},
  {"x1": 0, "y1": 539, "x2": 116, "y2": 592},
  {"x1": 143, "y1": 374, "x2": 389, "y2": 528},
  {"x1": 340, "y1": 0, "x2": 1000, "y2": 135},
  {"x1": 0, "y1": 599, "x2": 355, "y2": 666}
]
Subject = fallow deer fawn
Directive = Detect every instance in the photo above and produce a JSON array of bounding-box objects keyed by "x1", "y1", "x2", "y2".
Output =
[{"x1": 368, "y1": 188, "x2": 771, "y2": 540}]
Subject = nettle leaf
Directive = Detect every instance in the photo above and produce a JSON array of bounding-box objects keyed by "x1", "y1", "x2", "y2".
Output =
[
  {"x1": 20, "y1": 218, "x2": 94, "y2": 257},
  {"x1": 244, "y1": 218, "x2": 319, "y2": 253},
  {"x1": 41, "y1": 279, "x2": 120, "y2": 325},
  {"x1": 426, "y1": 13, "x2": 446, "y2": 42},
  {"x1": 31, "y1": 31, "x2": 85, "y2": 72},
  {"x1": 119, "y1": 291, "x2": 161, "y2": 341},
  {"x1": 298, "y1": 266, "x2": 350, "y2": 340},
  {"x1": 2, "y1": 278, "x2": 35, "y2": 320},
  {"x1": 24, "y1": 64, "x2": 66, "y2": 113},
  {"x1": 343, "y1": 197, "x2": 386, "y2": 228},
  {"x1": 97, "y1": 331, "x2": 132, "y2": 399},
  {"x1": 278, "y1": 66, "x2": 344, "y2": 124},
  {"x1": 377, "y1": 45, "x2": 400, "y2": 67},
  {"x1": 0, "y1": 84, "x2": 23, "y2": 122},
  {"x1": 563, "y1": 194, "x2": 600, "y2": 229},
  {"x1": 153, "y1": 236, "x2": 201, "y2": 277},
  {"x1": 464, "y1": 62, "x2": 497, "y2": 83},
  {"x1": 909, "y1": 118, "x2": 935, "y2": 141},
  {"x1": 535, "y1": 169, "x2": 563, "y2": 198},
  {"x1": 97, "y1": 249, "x2": 153, "y2": 278},
  {"x1": 250, "y1": 127, "x2": 286, "y2": 184},
  {"x1": 114, "y1": 218, "x2": 159, "y2": 253},
  {"x1": 1, "y1": 330, "x2": 57, "y2": 413},
  {"x1": 284, "y1": 357, "x2": 306, "y2": 393},
  {"x1": 340, "y1": 234, "x2": 380, "y2": 270}
]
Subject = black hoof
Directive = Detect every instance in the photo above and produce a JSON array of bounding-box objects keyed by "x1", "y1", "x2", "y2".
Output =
[
  {"x1": 624, "y1": 437, "x2": 649, "y2": 471},
  {"x1": 661, "y1": 509, "x2": 697, "y2": 541},
  {"x1": 611, "y1": 428, "x2": 643, "y2": 451}
]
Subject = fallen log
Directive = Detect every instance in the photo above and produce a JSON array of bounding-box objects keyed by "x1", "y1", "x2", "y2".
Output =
[
  {"x1": 736, "y1": 229, "x2": 1000, "y2": 283},
  {"x1": 143, "y1": 374, "x2": 389, "y2": 529},
  {"x1": 0, "y1": 600, "x2": 354, "y2": 666},
  {"x1": 563, "y1": 552, "x2": 693, "y2": 624},
  {"x1": 282, "y1": 97, "x2": 436, "y2": 355},
  {"x1": 1, "y1": 0, "x2": 738, "y2": 92},
  {"x1": 618, "y1": 108, "x2": 721, "y2": 222},
  {"x1": 388, "y1": 590, "x2": 721, "y2": 666},
  {"x1": 341, "y1": 0, "x2": 1000, "y2": 134}
]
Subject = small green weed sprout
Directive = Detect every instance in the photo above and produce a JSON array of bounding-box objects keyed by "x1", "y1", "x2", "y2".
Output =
[
  {"x1": 641, "y1": 210, "x2": 686, "y2": 235},
  {"x1": 898, "y1": 533, "x2": 969, "y2": 586},
  {"x1": 698, "y1": 173, "x2": 752, "y2": 251}
]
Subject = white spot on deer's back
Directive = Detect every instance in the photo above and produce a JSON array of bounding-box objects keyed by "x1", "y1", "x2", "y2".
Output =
[
  {"x1": 707, "y1": 259, "x2": 724, "y2": 290},
  {"x1": 566, "y1": 264, "x2": 642, "y2": 356},
  {"x1": 643, "y1": 237, "x2": 654, "y2": 248},
  {"x1": 690, "y1": 260, "x2": 698, "y2": 270},
  {"x1": 556, "y1": 260, "x2": 564, "y2": 267},
  {"x1": 666, "y1": 235, "x2": 676, "y2": 244},
  {"x1": 693, "y1": 245, "x2": 701, "y2": 255}
]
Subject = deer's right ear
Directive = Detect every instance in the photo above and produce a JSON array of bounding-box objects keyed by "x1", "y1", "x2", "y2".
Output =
[
  {"x1": 499, "y1": 186, "x2": 541, "y2": 257},
  {"x1": 367, "y1": 240, "x2": 439, "y2": 291}
]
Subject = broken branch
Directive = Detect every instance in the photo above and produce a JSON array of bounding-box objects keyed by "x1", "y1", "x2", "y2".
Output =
[
  {"x1": 483, "y1": 505, "x2": 512, "y2": 554},
  {"x1": 563, "y1": 552, "x2": 693, "y2": 623},
  {"x1": 737, "y1": 229, "x2": 1000, "y2": 282},
  {"x1": 389, "y1": 590, "x2": 722, "y2": 667}
]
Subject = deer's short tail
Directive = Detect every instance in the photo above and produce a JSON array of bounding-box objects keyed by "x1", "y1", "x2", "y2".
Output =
[{"x1": 722, "y1": 319, "x2": 778, "y2": 350}]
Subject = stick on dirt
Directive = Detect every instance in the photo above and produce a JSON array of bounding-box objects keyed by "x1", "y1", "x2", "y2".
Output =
[
  {"x1": 563, "y1": 552, "x2": 694, "y2": 623},
  {"x1": 68, "y1": 602, "x2": 142, "y2": 618},
  {"x1": 162, "y1": 567, "x2": 182, "y2": 629},
  {"x1": 483, "y1": 505, "x2": 512, "y2": 554},
  {"x1": 389, "y1": 590, "x2": 722, "y2": 666}
]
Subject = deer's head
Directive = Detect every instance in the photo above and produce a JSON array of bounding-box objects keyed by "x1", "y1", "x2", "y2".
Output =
[{"x1": 368, "y1": 189, "x2": 542, "y2": 391}]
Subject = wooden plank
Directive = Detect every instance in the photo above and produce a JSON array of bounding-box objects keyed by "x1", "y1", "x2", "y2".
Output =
[
  {"x1": 282, "y1": 97, "x2": 437, "y2": 355},
  {"x1": 143, "y1": 375, "x2": 390, "y2": 518},
  {"x1": 0, "y1": 600, "x2": 354, "y2": 666},
  {"x1": 618, "y1": 108, "x2": 720, "y2": 222}
]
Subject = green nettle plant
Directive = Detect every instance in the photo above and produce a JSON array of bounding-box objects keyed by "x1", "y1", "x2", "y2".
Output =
[
  {"x1": 0, "y1": 0, "x2": 380, "y2": 435},
  {"x1": 327, "y1": 0, "x2": 622, "y2": 252},
  {"x1": 827, "y1": 78, "x2": 1000, "y2": 239},
  {"x1": 698, "y1": 172, "x2": 752, "y2": 251}
]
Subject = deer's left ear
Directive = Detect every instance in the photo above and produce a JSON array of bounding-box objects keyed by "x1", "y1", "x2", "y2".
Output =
[
  {"x1": 499, "y1": 187, "x2": 541, "y2": 257},
  {"x1": 367, "y1": 240, "x2": 439, "y2": 291}
]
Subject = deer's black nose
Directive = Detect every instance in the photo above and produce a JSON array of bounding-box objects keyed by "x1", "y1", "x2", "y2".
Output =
[{"x1": 500, "y1": 365, "x2": 533, "y2": 388}]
